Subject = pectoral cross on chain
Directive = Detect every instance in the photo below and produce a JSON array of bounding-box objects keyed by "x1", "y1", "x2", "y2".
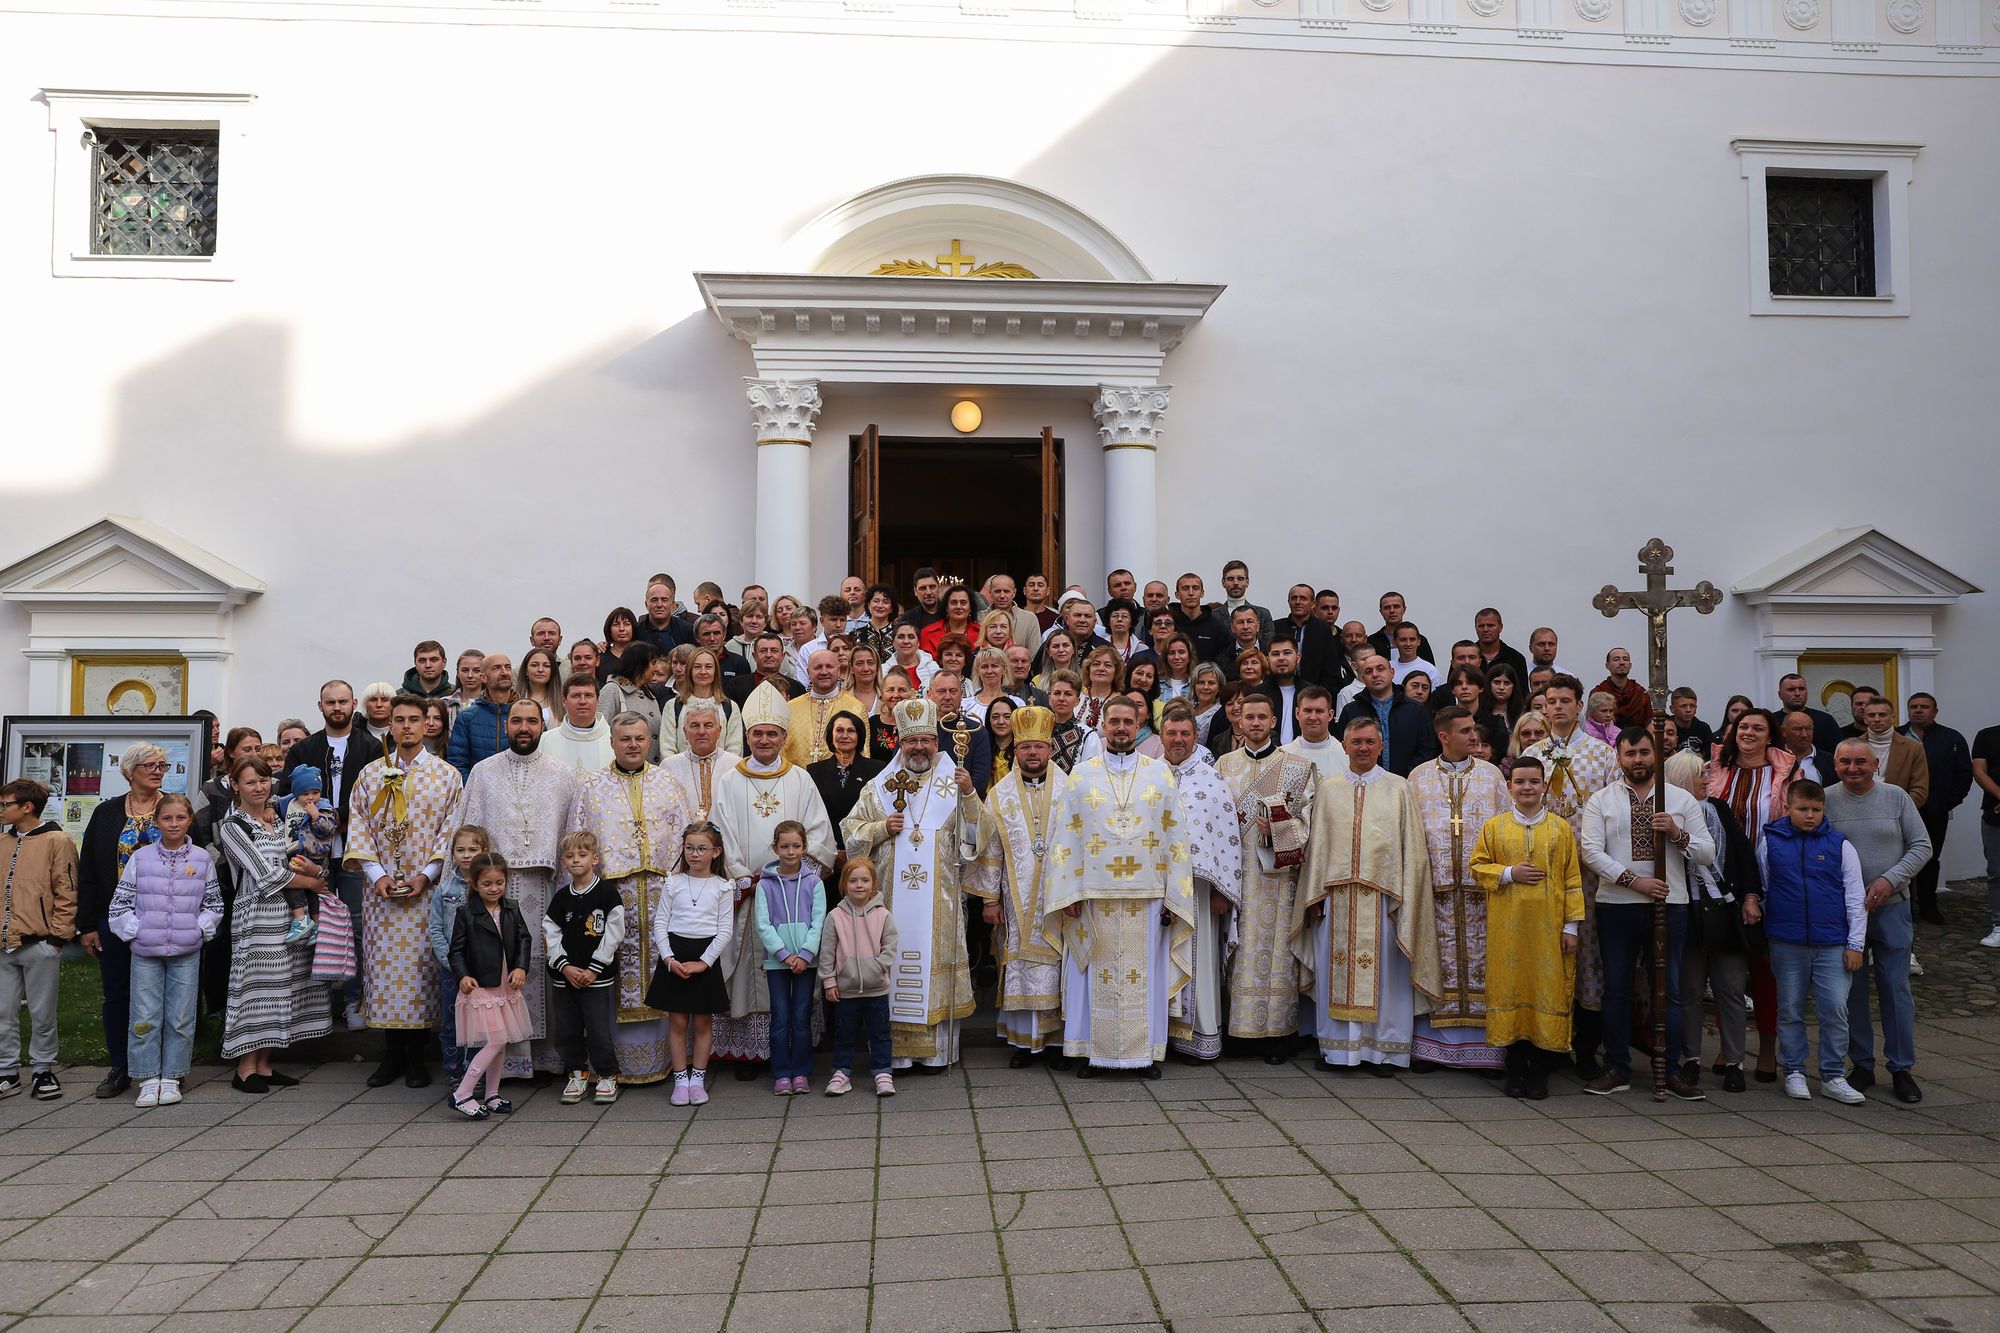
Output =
[
  {"x1": 884, "y1": 769, "x2": 923, "y2": 813},
  {"x1": 1592, "y1": 538, "x2": 1722, "y2": 727}
]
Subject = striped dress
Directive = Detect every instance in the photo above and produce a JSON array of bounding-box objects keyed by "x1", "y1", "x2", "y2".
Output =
[{"x1": 217, "y1": 809, "x2": 333, "y2": 1059}]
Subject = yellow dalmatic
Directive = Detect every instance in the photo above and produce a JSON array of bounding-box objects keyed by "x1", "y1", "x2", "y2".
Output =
[{"x1": 1469, "y1": 809, "x2": 1585, "y2": 1053}]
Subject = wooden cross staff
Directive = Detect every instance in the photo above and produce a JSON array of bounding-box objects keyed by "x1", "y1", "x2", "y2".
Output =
[{"x1": 1593, "y1": 538, "x2": 1722, "y2": 1102}]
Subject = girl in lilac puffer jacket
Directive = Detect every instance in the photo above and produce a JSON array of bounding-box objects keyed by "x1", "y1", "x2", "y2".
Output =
[{"x1": 109, "y1": 793, "x2": 223, "y2": 1108}]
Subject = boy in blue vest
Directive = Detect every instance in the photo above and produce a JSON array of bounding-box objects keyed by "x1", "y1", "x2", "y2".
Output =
[{"x1": 1743, "y1": 780, "x2": 1867, "y2": 1104}]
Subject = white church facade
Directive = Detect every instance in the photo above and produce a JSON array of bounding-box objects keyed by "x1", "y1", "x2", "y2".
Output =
[{"x1": 1, "y1": 0, "x2": 1993, "y2": 868}]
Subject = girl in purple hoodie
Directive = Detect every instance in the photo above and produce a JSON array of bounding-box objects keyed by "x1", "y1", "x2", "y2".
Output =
[{"x1": 109, "y1": 794, "x2": 223, "y2": 1108}]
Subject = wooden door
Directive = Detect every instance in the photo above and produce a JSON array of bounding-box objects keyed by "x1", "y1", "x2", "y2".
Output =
[
  {"x1": 849, "y1": 426, "x2": 880, "y2": 584},
  {"x1": 1039, "y1": 427, "x2": 1064, "y2": 590}
]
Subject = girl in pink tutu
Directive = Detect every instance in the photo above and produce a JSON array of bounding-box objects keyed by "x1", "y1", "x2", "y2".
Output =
[{"x1": 447, "y1": 852, "x2": 533, "y2": 1120}]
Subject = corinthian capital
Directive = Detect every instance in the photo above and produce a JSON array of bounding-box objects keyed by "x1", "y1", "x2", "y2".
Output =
[
  {"x1": 745, "y1": 378, "x2": 823, "y2": 445},
  {"x1": 1092, "y1": 384, "x2": 1173, "y2": 450}
]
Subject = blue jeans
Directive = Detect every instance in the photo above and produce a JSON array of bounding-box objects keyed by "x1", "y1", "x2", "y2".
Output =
[
  {"x1": 767, "y1": 968, "x2": 815, "y2": 1081},
  {"x1": 127, "y1": 952, "x2": 201, "y2": 1081},
  {"x1": 1847, "y1": 897, "x2": 1915, "y2": 1074},
  {"x1": 1595, "y1": 902, "x2": 1689, "y2": 1076},
  {"x1": 436, "y1": 965, "x2": 465, "y2": 1078},
  {"x1": 832, "y1": 993, "x2": 892, "y2": 1077},
  {"x1": 333, "y1": 867, "x2": 366, "y2": 1012},
  {"x1": 95, "y1": 918, "x2": 133, "y2": 1074},
  {"x1": 1769, "y1": 939, "x2": 1851, "y2": 1079}
]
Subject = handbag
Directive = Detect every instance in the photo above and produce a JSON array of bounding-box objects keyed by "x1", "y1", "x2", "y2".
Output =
[{"x1": 310, "y1": 896, "x2": 358, "y2": 982}]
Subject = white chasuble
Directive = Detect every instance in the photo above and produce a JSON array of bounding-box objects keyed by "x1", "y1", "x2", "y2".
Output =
[
  {"x1": 1166, "y1": 755, "x2": 1241, "y2": 1061},
  {"x1": 840, "y1": 755, "x2": 997, "y2": 1066},
  {"x1": 457, "y1": 748, "x2": 578, "y2": 1076},
  {"x1": 1407, "y1": 757, "x2": 1509, "y2": 1069},
  {"x1": 1525, "y1": 730, "x2": 1616, "y2": 1012},
  {"x1": 1214, "y1": 746, "x2": 1320, "y2": 1041},
  {"x1": 978, "y1": 767, "x2": 1073, "y2": 1052},
  {"x1": 345, "y1": 748, "x2": 462, "y2": 1031},
  {"x1": 1043, "y1": 753, "x2": 1195, "y2": 1068},
  {"x1": 566, "y1": 762, "x2": 695, "y2": 1083}
]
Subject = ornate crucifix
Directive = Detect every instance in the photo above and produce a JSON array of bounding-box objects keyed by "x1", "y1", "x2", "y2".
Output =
[
  {"x1": 883, "y1": 769, "x2": 923, "y2": 814},
  {"x1": 1592, "y1": 538, "x2": 1721, "y2": 1102}
]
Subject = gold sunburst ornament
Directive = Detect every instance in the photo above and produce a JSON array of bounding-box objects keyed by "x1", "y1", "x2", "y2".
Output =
[{"x1": 869, "y1": 239, "x2": 1038, "y2": 279}]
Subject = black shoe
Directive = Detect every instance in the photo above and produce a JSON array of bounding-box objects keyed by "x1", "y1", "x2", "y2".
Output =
[
  {"x1": 1712, "y1": 1060, "x2": 1729, "y2": 1076},
  {"x1": 1755, "y1": 1068, "x2": 1777, "y2": 1083},
  {"x1": 404, "y1": 1063, "x2": 431, "y2": 1090},
  {"x1": 263, "y1": 1069, "x2": 300, "y2": 1088},
  {"x1": 1525, "y1": 1071, "x2": 1550, "y2": 1100},
  {"x1": 1077, "y1": 1063, "x2": 1101, "y2": 1079},
  {"x1": 1367, "y1": 1062, "x2": 1396, "y2": 1079},
  {"x1": 1573, "y1": 1054, "x2": 1602, "y2": 1082},
  {"x1": 909, "y1": 1062, "x2": 947, "y2": 1076},
  {"x1": 1503, "y1": 1074, "x2": 1527, "y2": 1098},
  {"x1": 1046, "y1": 1054, "x2": 1073, "y2": 1072},
  {"x1": 93, "y1": 1070, "x2": 131, "y2": 1100},
  {"x1": 1847, "y1": 1066, "x2": 1876, "y2": 1094},
  {"x1": 231, "y1": 1074, "x2": 270, "y2": 1095},
  {"x1": 1919, "y1": 907, "x2": 1946, "y2": 926},
  {"x1": 29, "y1": 1071, "x2": 60, "y2": 1101},
  {"x1": 365, "y1": 1059, "x2": 404, "y2": 1089},
  {"x1": 732, "y1": 1063, "x2": 760, "y2": 1082},
  {"x1": 1009, "y1": 1050, "x2": 1037, "y2": 1069},
  {"x1": 1679, "y1": 1060, "x2": 1700, "y2": 1085},
  {"x1": 1892, "y1": 1071, "x2": 1923, "y2": 1104},
  {"x1": 1723, "y1": 1066, "x2": 1746, "y2": 1094},
  {"x1": 1263, "y1": 1052, "x2": 1290, "y2": 1066},
  {"x1": 0, "y1": 1074, "x2": 19, "y2": 1100},
  {"x1": 1138, "y1": 1063, "x2": 1163, "y2": 1081}
]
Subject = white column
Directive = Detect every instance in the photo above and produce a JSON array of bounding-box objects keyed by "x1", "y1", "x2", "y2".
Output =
[
  {"x1": 744, "y1": 378, "x2": 822, "y2": 600},
  {"x1": 1092, "y1": 384, "x2": 1171, "y2": 586}
]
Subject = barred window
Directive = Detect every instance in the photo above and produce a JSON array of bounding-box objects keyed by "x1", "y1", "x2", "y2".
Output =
[
  {"x1": 89, "y1": 128, "x2": 220, "y2": 257},
  {"x1": 1765, "y1": 175, "x2": 1876, "y2": 299}
]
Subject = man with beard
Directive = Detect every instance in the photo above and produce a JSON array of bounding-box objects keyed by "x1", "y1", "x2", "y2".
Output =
[
  {"x1": 542, "y1": 676, "x2": 613, "y2": 777},
  {"x1": 345, "y1": 695, "x2": 462, "y2": 1089},
  {"x1": 712, "y1": 684, "x2": 836, "y2": 1077},
  {"x1": 661, "y1": 699, "x2": 738, "y2": 824},
  {"x1": 1159, "y1": 703, "x2": 1242, "y2": 1064},
  {"x1": 565, "y1": 713, "x2": 697, "y2": 1086},
  {"x1": 977, "y1": 706, "x2": 1070, "y2": 1067},
  {"x1": 1215, "y1": 694, "x2": 1318, "y2": 1064},
  {"x1": 281, "y1": 679, "x2": 383, "y2": 1029},
  {"x1": 840, "y1": 698, "x2": 996, "y2": 1071},
  {"x1": 456, "y1": 699, "x2": 578, "y2": 1080},
  {"x1": 1044, "y1": 696, "x2": 1196, "y2": 1079}
]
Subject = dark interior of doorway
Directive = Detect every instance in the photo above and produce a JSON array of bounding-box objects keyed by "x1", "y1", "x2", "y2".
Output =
[{"x1": 875, "y1": 437, "x2": 1043, "y2": 594}]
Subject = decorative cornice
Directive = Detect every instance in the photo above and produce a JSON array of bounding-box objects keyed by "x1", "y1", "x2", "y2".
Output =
[{"x1": 1730, "y1": 135, "x2": 1923, "y2": 156}]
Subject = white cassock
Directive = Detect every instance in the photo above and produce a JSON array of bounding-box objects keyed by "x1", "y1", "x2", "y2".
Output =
[
  {"x1": 540, "y1": 719, "x2": 613, "y2": 778},
  {"x1": 978, "y1": 767, "x2": 1072, "y2": 1054},
  {"x1": 1166, "y1": 755, "x2": 1241, "y2": 1061},
  {"x1": 1044, "y1": 752, "x2": 1196, "y2": 1069},
  {"x1": 709, "y1": 757, "x2": 834, "y2": 1062},
  {"x1": 1283, "y1": 735, "x2": 1347, "y2": 781},
  {"x1": 456, "y1": 747, "x2": 577, "y2": 1078},
  {"x1": 660, "y1": 747, "x2": 740, "y2": 824},
  {"x1": 841, "y1": 753, "x2": 995, "y2": 1067}
]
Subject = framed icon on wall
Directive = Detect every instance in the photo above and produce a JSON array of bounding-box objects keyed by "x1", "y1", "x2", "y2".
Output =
[
  {"x1": 69, "y1": 654, "x2": 189, "y2": 716},
  {"x1": 1796, "y1": 651, "x2": 1898, "y2": 730}
]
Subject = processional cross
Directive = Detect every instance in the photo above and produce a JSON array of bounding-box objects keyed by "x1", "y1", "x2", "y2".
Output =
[{"x1": 1592, "y1": 538, "x2": 1722, "y2": 1102}]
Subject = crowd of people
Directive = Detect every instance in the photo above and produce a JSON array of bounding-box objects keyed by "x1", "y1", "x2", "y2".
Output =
[{"x1": 1, "y1": 564, "x2": 1990, "y2": 1116}]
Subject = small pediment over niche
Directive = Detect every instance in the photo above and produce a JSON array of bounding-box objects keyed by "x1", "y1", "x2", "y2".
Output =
[
  {"x1": 0, "y1": 515, "x2": 264, "y2": 613},
  {"x1": 1733, "y1": 527, "x2": 1981, "y2": 607}
]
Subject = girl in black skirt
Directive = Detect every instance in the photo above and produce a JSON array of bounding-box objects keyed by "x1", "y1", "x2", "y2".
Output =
[{"x1": 647, "y1": 822, "x2": 734, "y2": 1106}]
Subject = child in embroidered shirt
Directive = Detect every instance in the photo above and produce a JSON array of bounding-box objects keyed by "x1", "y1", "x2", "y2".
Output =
[
  {"x1": 278, "y1": 765, "x2": 336, "y2": 945},
  {"x1": 756, "y1": 820, "x2": 826, "y2": 1097},
  {"x1": 545, "y1": 830, "x2": 626, "y2": 1106},
  {"x1": 427, "y1": 825, "x2": 489, "y2": 1082},
  {"x1": 646, "y1": 823, "x2": 734, "y2": 1107}
]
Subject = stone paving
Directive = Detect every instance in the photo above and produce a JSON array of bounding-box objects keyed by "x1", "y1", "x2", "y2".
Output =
[{"x1": 2, "y1": 893, "x2": 1999, "y2": 1332}]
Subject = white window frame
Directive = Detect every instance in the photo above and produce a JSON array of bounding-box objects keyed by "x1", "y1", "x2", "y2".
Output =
[
  {"x1": 1732, "y1": 137, "x2": 1920, "y2": 318},
  {"x1": 43, "y1": 89, "x2": 255, "y2": 282}
]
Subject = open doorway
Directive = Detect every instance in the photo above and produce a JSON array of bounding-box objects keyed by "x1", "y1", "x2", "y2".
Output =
[{"x1": 850, "y1": 429, "x2": 1063, "y2": 592}]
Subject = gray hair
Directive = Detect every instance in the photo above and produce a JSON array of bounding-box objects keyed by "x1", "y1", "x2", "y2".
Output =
[
  {"x1": 276, "y1": 717, "x2": 309, "y2": 738},
  {"x1": 610, "y1": 711, "x2": 652, "y2": 734},
  {"x1": 361, "y1": 681, "x2": 397, "y2": 702},
  {"x1": 1663, "y1": 750, "x2": 1706, "y2": 796},
  {"x1": 1191, "y1": 662, "x2": 1226, "y2": 688},
  {"x1": 119, "y1": 742, "x2": 168, "y2": 779},
  {"x1": 680, "y1": 697, "x2": 722, "y2": 720}
]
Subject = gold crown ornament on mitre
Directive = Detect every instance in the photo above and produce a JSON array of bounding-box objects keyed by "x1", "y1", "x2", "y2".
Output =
[
  {"x1": 893, "y1": 697, "x2": 939, "y2": 739},
  {"x1": 1010, "y1": 705, "x2": 1056, "y2": 745},
  {"x1": 742, "y1": 682, "x2": 792, "y2": 733}
]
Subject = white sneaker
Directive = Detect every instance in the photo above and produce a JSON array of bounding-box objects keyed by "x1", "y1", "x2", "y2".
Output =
[
  {"x1": 1981, "y1": 928, "x2": 2000, "y2": 949},
  {"x1": 1784, "y1": 1071, "x2": 1812, "y2": 1100},
  {"x1": 560, "y1": 1073, "x2": 589, "y2": 1105},
  {"x1": 133, "y1": 1079, "x2": 160, "y2": 1109},
  {"x1": 157, "y1": 1079, "x2": 182, "y2": 1106},
  {"x1": 345, "y1": 1009, "x2": 367, "y2": 1032},
  {"x1": 594, "y1": 1077, "x2": 618, "y2": 1105},
  {"x1": 1822, "y1": 1076, "x2": 1866, "y2": 1105},
  {"x1": 1910, "y1": 953, "x2": 1924, "y2": 977},
  {"x1": 689, "y1": 1069, "x2": 710, "y2": 1106}
]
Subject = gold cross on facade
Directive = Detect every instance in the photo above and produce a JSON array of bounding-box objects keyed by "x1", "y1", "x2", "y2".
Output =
[
  {"x1": 936, "y1": 239, "x2": 976, "y2": 275},
  {"x1": 1108, "y1": 855, "x2": 1141, "y2": 880}
]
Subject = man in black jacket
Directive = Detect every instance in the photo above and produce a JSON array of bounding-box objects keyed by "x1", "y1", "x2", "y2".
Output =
[
  {"x1": 726, "y1": 633, "x2": 803, "y2": 704},
  {"x1": 1900, "y1": 692, "x2": 1974, "y2": 926},
  {"x1": 1367, "y1": 592, "x2": 1436, "y2": 665},
  {"x1": 1472, "y1": 608, "x2": 1529, "y2": 681},
  {"x1": 693, "y1": 612, "x2": 753, "y2": 681},
  {"x1": 1777, "y1": 673, "x2": 1844, "y2": 754},
  {"x1": 279, "y1": 680, "x2": 383, "y2": 1029},
  {"x1": 1171, "y1": 573, "x2": 1229, "y2": 664},
  {"x1": 1337, "y1": 653, "x2": 1441, "y2": 776},
  {"x1": 1272, "y1": 583, "x2": 1346, "y2": 695},
  {"x1": 636, "y1": 575, "x2": 696, "y2": 653}
]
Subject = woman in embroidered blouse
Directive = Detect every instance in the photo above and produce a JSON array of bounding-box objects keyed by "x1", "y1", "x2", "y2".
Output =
[
  {"x1": 1078, "y1": 647, "x2": 1126, "y2": 733},
  {"x1": 852, "y1": 585, "x2": 899, "y2": 665}
]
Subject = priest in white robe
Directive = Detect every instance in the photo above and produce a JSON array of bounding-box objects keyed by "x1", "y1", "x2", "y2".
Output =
[
  {"x1": 710, "y1": 683, "x2": 835, "y2": 1073},
  {"x1": 564, "y1": 713, "x2": 696, "y2": 1084},
  {"x1": 659, "y1": 698, "x2": 739, "y2": 824},
  {"x1": 1044, "y1": 696, "x2": 1196, "y2": 1077},
  {"x1": 1295, "y1": 714, "x2": 1443, "y2": 1073},
  {"x1": 1159, "y1": 702, "x2": 1242, "y2": 1063},
  {"x1": 976, "y1": 705, "x2": 1072, "y2": 1067},
  {"x1": 841, "y1": 698, "x2": 996, "y2": 1070},
  {"x1": 1407, "y1": 706, "x2": 1510, "y2": 1071},
  {"x1": 1282, "y1": 685, "x2": 1347, "y2": 779},
  {"x1": 541, "y1": 676, "x2": 613, "y2": 777},
  {"x1": 456, "y1": 699, "x2": 578, "y2": 1079}
]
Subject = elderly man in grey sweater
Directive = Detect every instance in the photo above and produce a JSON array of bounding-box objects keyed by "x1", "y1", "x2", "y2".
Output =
[{"x1": 1825, "y1": 739, "x2": 1932, "y2": 1105}]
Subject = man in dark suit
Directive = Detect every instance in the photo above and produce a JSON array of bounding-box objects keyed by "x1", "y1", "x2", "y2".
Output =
[
  {"x1": 726, "y1": 633, "x2": 804, "y2": 703},
  {"x1": 636, "y1": 575, "x2": 698, "y2": 653},
  {"x1": 1777, "y1": 673, "x2": 1844, "y2": 753},
  {"x1": 1210, "y1": 560, "x2": 1274, "y2": 649},
  {"x1": 1271, "y1": 583, "x2": 1344, "y2": 693},
  {"x1": 1367, "y1": 591, "x2": 1436, "y2": 665},
  {"x1": 1899, "y1": 692, "x2": 1973, "y2": 927},
  {"x1": 1336, "y1": 653, "x2": 1441, "y2": 777},
  {"x1": 1780, "y1": 709, "x2": 1836, "y2": 785}
]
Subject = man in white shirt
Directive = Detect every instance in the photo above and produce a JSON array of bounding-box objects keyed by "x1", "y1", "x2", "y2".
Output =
[
  {"x1": 1265, "y1": 638, "x2": 1302, "y2": 744},
  {"x1": 1578, "y1": 727, "x2": 1716, "y2": 1101},
  {"x1": 542, "y1": 677, "x2": 614, "y2": 776},
  {"x1": 1389, "y1": 624, "x2": 1442, "y2": 690},
  {"x1": 1283, "y1": 686, "x2": 1346, "y2": 778}
]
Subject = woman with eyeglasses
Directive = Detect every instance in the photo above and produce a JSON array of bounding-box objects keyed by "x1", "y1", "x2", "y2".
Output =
[{"x1": 76, "y1": 742, "x2": 172, "y2": 1099}]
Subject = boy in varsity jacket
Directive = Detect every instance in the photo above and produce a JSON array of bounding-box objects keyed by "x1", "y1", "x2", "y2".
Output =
[{"x1": 544, "y1": 831, "x2": 626, "y2": 1104}]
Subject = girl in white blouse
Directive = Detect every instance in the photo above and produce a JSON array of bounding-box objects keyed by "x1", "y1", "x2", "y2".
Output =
[{"x1": 647, "y1": 823, "x2": 735, "y2": 1106}]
